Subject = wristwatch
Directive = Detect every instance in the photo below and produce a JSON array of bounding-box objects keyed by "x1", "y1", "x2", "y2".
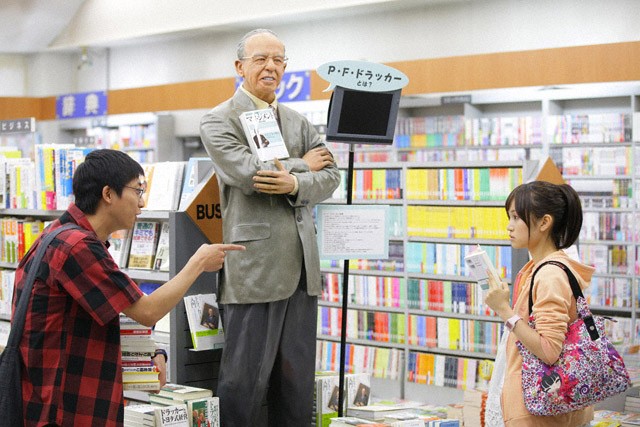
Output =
[{"x1": 505, "y1": 314, "x2": 522, "y2": 332}]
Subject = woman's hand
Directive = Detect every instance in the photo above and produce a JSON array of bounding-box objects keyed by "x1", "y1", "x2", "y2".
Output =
[{"x1": 483, "y1": 270, "x2": 513, "y2": 321}]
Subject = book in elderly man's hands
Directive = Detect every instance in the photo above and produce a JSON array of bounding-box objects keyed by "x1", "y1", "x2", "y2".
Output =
[
  {"x1": 239, "y1": 108, "x2": 289, "y2": 162},
  {"x1": 464, "y1": 245, "x2": 501, "y2": 290}
]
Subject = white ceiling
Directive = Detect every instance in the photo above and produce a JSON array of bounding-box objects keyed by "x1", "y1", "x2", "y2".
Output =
[
  {"x1": 0, "y1": 0, "x2": 466, "y2": 54},
  {"x1": 0, "y1": 0, "x2": 85, "y2": 53}
]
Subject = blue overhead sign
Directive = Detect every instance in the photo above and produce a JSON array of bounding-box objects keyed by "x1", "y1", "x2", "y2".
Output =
[
  {"x1": 56, "y1": 91, "x2": 107, "y2": 119},
  {"x1": 235, "y1": 70, "x2": 310, "y2": 103}
]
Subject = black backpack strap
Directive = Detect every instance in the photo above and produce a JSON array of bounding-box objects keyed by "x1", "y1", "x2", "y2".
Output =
[
  {"x1": 528, "y1": 260, "x2": 599, "y2": 341},
  {"x1": 7, "y1": 223, "x2": 81, "y2": 348}
]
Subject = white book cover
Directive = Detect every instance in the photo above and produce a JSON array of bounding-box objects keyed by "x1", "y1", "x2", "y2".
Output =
[
  {"x1": 316, "y1": 374, "x2": 340, "y2": 425},
  {"x1": 107, "y1": 228, "x2": 131, "y2": 268},
  {"x1": 239, "y1": 108, "x2": 289, "y2": 162},
  {"x1": 187, "y1": 396, "x2": 220, "y2": 427},
  {"x1": 154, "y1": 403, "x2": 189, "y2": 427},
  {"x1": 464, "y1": 245, "x2": 500, "y2": 290},
  {"x1": 183, "y1": 293, "x2": 224, "y2": 351},
  {"x1": 153, "y1": 222, "x2": 170, "y2": 272},
  {"x1": 178, "y1": 157, "x2": 213, "y2": 211},
  {"x1": 345, "y1": 373, "x2": 371, "y2": 413},
  {"x1": 144, "y1": 162, "x2": 185, "y2": 211}
]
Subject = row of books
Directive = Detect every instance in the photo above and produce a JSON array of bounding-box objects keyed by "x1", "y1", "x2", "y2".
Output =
[
  {"x1": 394, "y1": 115, "x2": 542, "y2": 148},
  {"x1": 331, "y1": 401, "x2": 461, "y2": 426},
  {"x1": 465, "y1": 116, "x2": 543, "y2": 147},
  {"x1": 581, "y1": 211, "x2": 636, "y2": 241},
  {"x1": 0, "y1": 217, "x2": 46, "y2": 264},
  {"x1": 578, "y1": 243, "x2": 633, "y2": 275},
  {"x1": 125, "y1": 383, "x2": 219, "y2": 427},
  {"x1": 2, "y1": 145, "x2": 213, "y2": 213},
  {"x1": 322, "y1": 274, "x2": 495, "y2": 318},
  {"x1": 318, "y1": 307, "x2": 406, "y2": 344},
  {"x1": 87, "y1": 123, "x2": 158, "y2": 151},
  {"x1": 405, "y1": 167, "x2": 523, "y2": 201},
  {"x1": 331, "y1": 169, "x2": 403, "y2": 201},
  {"x1": 568, "y1": 176, "x2": 634, "y2": 209},
  {"x1": 406, "y1": 315, "x2": 500, "y2": 355},
  {"x1": 313, "y1": 371, "x2": 371, "y2": 427},
  {"x1": 406, "y1": 279, "x2": 495, "y2": 317},
  {"x1": 587, "y1": 276, "x2": 635, "y2": 309},
  {"x1": 316, "y1": 340, "x2": 402, "y2": 381},
  {"x1": 405, "y1": 242, "x2": 512, "y2": 279},
  {"x1": 322, "y1": 273, "x2": 406, "y2": 309},
  {"x1": 547, "y1": 112, "x2": 632, "y2": 144},
  {"x1": 406, "y1": 205, "x2": 509, "y2": 240},
  {"x1": 321, "y1": 242, "x2": 405, "y2": 272},
  {"x1": 108, "y1": 221, "x2": 170, "y2": 271},
  {"x1": 552, "y1": 145, "x2": 632, "y2": 176},
  {"x1": 398, "y1": 145, "x2": 534, "y2": 163},
  {"x1": 406, "y1": 352, "x2": 488, "y2": 391}
]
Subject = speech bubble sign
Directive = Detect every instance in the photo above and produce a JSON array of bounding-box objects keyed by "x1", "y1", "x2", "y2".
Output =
[{"x1": 317, "y1": 60, "x2": 409, "y2": 93}]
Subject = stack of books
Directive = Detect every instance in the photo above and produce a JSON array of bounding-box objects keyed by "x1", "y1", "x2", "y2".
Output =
[
  {"x1": 119, "y1": 314, "x2": 160, "y2": 391},
  {"x1": 313, "y1": 371, "x2": 341, "y2": 427},
  {"x1": 124, "y1": 403, "x2": 158, "y2": 427},
  {"x1": 149, "y1": 383, "x2": 219, "y2": 427},
  {"x1": 461, "y1": 388, "x2": 486, "y2": 427},
  {"x1": 625, "y1": 395, "x2": 640, "y2": 415}
]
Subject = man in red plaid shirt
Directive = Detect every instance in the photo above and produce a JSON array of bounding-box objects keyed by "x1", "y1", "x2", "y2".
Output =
[{"x1": 12, "y1": 149, "x2": 244, "y2": 426}]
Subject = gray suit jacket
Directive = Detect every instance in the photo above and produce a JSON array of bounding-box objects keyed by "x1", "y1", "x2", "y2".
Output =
[{"x1": 200, "y1": 89, "x2": 341, "y2": 304}]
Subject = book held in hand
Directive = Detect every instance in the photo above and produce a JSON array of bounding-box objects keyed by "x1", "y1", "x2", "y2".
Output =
[
  {"x1": 464, "y1": 245, "x2": 500, "y2": 290},
  {"x1": 239, "y1": 108, "x2": 289, "y2": 161}
]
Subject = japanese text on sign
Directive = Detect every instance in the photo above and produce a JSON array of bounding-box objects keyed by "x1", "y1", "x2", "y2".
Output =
[
  {"x1": 0, "y1": 118, "x2": 35, "y2": 134},
  {"x1": 316, "y1": 205, "x2": 389, "y2": 260},
  {"x1": 317, "y1": 60, "x2": 409, "y2": 92},
  {"x1": 56, "y1": 91, "x2": 107, "y2": 119}
]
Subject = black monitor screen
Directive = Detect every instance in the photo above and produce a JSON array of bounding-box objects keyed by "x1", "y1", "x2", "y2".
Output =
[
  {"x1": 325, "y1": 86, "x2": 401, "y2": 145},
  {"x1": 338, "y1": 90, "x2": 393, "y2": 136}
]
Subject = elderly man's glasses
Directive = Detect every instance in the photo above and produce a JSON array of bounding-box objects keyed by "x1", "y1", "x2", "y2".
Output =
[{"x1": 240, "y1": 54, "x2": 288, "y2": 67}]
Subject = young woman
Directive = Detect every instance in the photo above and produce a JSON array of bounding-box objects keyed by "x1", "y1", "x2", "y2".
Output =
[{"x1": 484, "y1": 181, "x2": 594, "y2": 427}]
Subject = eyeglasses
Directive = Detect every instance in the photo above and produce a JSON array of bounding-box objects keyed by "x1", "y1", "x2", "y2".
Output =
[
  {"x1": 124, "y1": 185, "x2": 145, "y2": 198},
  {"x1": 239, "y1": 54, "x2": 288, "y2": 67}
]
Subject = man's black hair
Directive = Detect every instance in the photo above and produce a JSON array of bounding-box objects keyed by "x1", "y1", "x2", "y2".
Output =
[{"x1": 72, "y1": 149, "x2": 144, "y2": 214}]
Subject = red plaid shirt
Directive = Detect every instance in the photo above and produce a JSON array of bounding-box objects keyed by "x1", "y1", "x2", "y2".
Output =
[{"x1": 13, "y1": 205, "x2": 143, "y2": 426}]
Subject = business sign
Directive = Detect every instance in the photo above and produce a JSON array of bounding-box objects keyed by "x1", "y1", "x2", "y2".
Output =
[
  {"x1": 235, "y1": 70, "x2": 310, "y2": 103},
  {"x1": 0, "y1": 117, "x2": 35, "y2": 134},
  {"x1": 56, "y1": 91, "x2": 107, "y2": 119}
]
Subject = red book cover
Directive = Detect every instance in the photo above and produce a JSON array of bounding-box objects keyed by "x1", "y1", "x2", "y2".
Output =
[
  {"x1": 426, "y1": 317, "x2": 437, "y2": 348},
  {"x1": 17, "y1": 220, "x2": 24, "y2": 261}
]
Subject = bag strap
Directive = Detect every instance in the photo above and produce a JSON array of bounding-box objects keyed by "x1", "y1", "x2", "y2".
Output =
[
  {"x1": 6, "y1": 223, "x2": 80, "y2": 348},
  {"x1": 528, "y1": 260, "x2": 600, "y2": 341}
]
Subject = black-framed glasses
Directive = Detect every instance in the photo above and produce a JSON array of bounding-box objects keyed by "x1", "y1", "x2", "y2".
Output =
[
  {"x1": 124, "y1": 185, "x2": 145, "y2": 198},
  {"x1": 239, "y1": 54, "x2": 288, "y2": 67}
]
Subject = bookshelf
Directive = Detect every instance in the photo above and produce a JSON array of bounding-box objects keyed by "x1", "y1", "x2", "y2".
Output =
[
  {"x1": 293, "y1": 82, "x2": 640, "y2": 403},
  {"x1": 0, "y1": 152, "x2": 221, "y2": 393},
  {"x1": 58, "y1": 112, "x2": 181, "y2": 163}
]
